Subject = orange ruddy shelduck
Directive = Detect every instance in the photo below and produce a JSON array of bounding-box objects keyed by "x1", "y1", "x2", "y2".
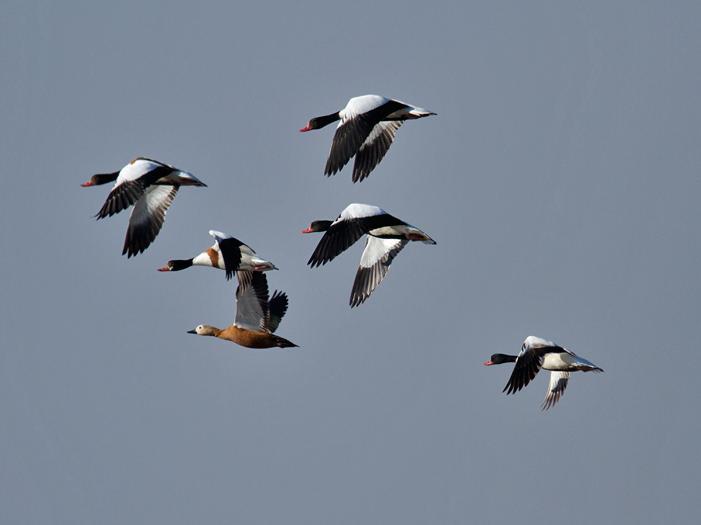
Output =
[{"x1": 187, "y1": 272, "x2": 297, "y2": 349}]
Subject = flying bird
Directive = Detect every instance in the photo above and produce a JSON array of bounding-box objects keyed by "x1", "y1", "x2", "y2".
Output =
[
  {"x1": 303, "y1": 203, "x2": 436, "y2": 307},
  {"x1": 158, "y1": 230, "x2": 277, "y2": 289},
  {"x1": 300, "y1": 94, "x2": 435, "y2": 183},
  {"x1": 81, "y1": 157, "x2": 206, "y2": 257},
  {"x1": 187, "y1": 272, "x2": 297, "y2": 349},
  {"x1": 484, "y1": 335, "x2": 604, "y2": 410}
]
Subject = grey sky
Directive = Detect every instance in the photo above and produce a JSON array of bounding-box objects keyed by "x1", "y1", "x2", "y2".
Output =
[{"x1": 2, "y1": 1, "x2": 700, "y2": 523}]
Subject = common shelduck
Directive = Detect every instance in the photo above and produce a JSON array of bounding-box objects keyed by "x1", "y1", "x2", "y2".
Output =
[
  {"x1": 81, "y1": 157, "x2": 206, "y2": 257},
  {"x1": 484, "y1": 336, "x2": 604, "y2": 410},
  {"x1": 300, "y1": 95, "x2": 435, "y2": 182},
  {"x1": 187, "y1": 272, "x2": 297, "y2": 349},
  {"x1": 158, "y1": 230, "x2": 277, "y2": 288},
  {"x1": 302, "y1": 203, "x2": 436, "y2": 307}
]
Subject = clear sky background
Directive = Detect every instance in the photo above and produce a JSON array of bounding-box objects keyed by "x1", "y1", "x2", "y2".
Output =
[{"x1": 2, "y1": 1, "x2": 700, "y2": 523}]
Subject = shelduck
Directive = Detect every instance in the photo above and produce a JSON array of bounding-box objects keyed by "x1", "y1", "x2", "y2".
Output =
[
  {"x1": 81, "y1": 157, "x2": 206, "y2": 257},
  {"x1": 300, "y1": 95, "x2": 435, "y2": 182},
  {"x1": 187, "y1": 272, "x2": 297, "y2": 349},
  {"x1": 158, "y1": 230, "x2": 277, "y2": 288},
  {"x1": 302, "y1": 203, "x2": 436, "y2": 307},
  {"x1": 484, "y1": 335, "x2": 604, "y2": 410}
]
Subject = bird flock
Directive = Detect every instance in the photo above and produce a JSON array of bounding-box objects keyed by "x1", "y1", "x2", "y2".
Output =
[{"x1": 82, "y1": 94, "x2": 603, "y2": 410}]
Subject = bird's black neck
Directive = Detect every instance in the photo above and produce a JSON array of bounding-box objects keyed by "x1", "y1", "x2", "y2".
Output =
[
  {"x1": 491, "y1": 353, "x2": 518, "y2": 364},
  {"x1": 313, "y1": 220, "x2": 333, "y2": 232},
  {"x1": 169, "y1": 259, "x2": 193, "y2": 271},
  {"x1": 90, "y1": 171, "x2": 120, "y2": 185},
  {"x1": 314, "y1": 112, "x2": 341, "y2": 129}
]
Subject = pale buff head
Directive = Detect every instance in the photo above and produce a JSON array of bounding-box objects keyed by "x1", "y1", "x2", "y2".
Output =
[{"x1": 187, "y1": 324, "x2": 220, "y2": 337}]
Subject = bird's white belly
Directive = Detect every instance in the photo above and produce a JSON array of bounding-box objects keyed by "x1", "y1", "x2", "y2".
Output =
[
  {"x1": 542, "y1": 353, "x2": 575, "y2": 371},
  {"x1": 369, "y1": 225, "x2": 412, "y2": 238},
  {"x1": 236, "y1": 253, "x2": 250, "y2": 265},
  {"x1": 238, "y1": 254, "x2": 261, "y2": 271},
  {"x1": 193, "y1": 251, "x2": 225, "y2": 270}
]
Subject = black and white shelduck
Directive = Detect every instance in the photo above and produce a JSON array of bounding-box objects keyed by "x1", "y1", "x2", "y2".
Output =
[
  {"x1": 158, "y1": 230, "x2": 277, "y2": 288},
  {"x1": 81, "y1": 157, "x2": 206, "y2": 257},
  {"x1": 300, "y1": 94, "x2": 436, "y2": 183},
  {"x1": 484, "y1": 335, "x2": 604, "y2": 410},
  {"x1": 302, "y1": 203, "x2": 436, "y2": 307}
]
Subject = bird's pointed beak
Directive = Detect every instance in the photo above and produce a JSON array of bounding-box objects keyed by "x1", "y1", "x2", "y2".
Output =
[
  {"x1": 299, "y1": 124, "x2": 312, "y2": 132},
  {"x1": 301, "y1": 227, "x2": 313, "y2": 234},
  {"x1": 157, "y1": 265, "x2": 170, "y2": 272},
  {"x1": 187, "y1": 329, "x2": 197, "y2": 334},
  {"x1": 80, "y1": 180, "x2": 94, "y2": 187},
  {"x1": 483, "y1": 360, "x2": 494, "y2": 366}
]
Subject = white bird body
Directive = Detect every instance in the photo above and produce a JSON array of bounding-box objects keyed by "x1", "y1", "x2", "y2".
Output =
[
  {"x1": 82, "y1": 157, "x2": 206, "y2": 257},
  {"x1": 333, "y1": 203, "x2": 433, "y2": 241},
  {"x1": 304, "y1": 203, "x2": 435, "y2": 306},
  {"x1": 484, "y1": 335, "x2": 603, "y2": 410},
  {"x1": 301, "y1": 94, "x2": 435, "y2": 182},
  {"x1": 542, "y1": 351, "x2": 578, "y2": 370},
  {"x1": 339, "y1": 95, "x2": 433, "y2": 122},
  {"x1": 192, "y1": 249, "x2": 225, "y2": 269},
  {"x1": 158, "y1": 230, "x2": 277, "y2": 288},
  {"x1": 339, "y1": 95, "x2": 390, "y2": 120},
  {"x1": 190, "y1": 242, "x2": 274, "y2": 271}
]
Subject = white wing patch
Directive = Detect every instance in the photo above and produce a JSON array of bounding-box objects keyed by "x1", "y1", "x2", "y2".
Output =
[
  {"x1": 542, "y1": 372, "x2": 571, "y2": 410},
  {"x1": 117, "y1": 158, "x2": 164, "y2": 186},
  {"x1": 340, "y1": 94, "x2": 390, "y2": 121},
  {"x1": 352, "y1": 121, "x2": 404, "y2": 182},
  {"x1": 359, "y1": 237, "x2": 405, "y2": 269},
  {"x1": 523, "y1": 335, "x2": 558, "y2": 349},
  {"x1": 123, "y1": 185, "x2": 178, "y2": 257},
  {"x1": 338, "y1": 203, "x2": 385, "y2": 222},
  {"x1": 350, "y1": 237, "x2": 408, "y2": 307},
  {"x1": 209, "y1": 230, "x2": 256, "y2": 256},
  {"x1": 359, "y1": 121, "x2": 402, "y2": 150},
  {"x1": 209, "y1": 230, "x2": 230, "y2": 242},
  {"x1": 132, "y1": 186, "x2": 176, "y2": 226}
]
